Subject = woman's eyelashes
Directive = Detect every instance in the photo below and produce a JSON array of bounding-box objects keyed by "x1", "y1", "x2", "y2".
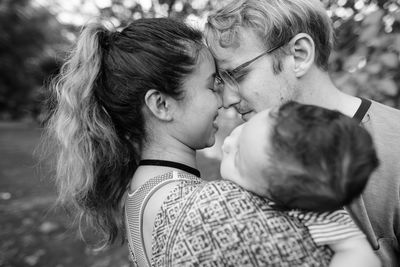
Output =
[
  {"x1": 209, "y1": 79, "x2": 220, "y2": 92},
  {"x1": 215, "y1": 75, "x2": 223, "y2": 87}
]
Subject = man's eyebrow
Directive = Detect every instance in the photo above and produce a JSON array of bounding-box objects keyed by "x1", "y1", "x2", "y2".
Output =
[
  {"x1": 214, "y1": 57, "x2": 227, "y2": 69},
  {"x1": 218, "y1": 66, "x2": 235, "y2": 74},
  {"x1": 217, "y1": 57, "x2": 227, "y2": 64}
]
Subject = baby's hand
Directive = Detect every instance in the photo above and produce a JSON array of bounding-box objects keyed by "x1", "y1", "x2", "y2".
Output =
[{"x1": 329, "y1": 236, "x2": 381, "y2": 267}]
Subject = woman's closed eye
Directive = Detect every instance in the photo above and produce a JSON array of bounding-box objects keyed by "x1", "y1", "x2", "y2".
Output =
[
  {"x1": 212, "y1": 77, "x2": 223, "y2": 92},
  {"x1": 208, "y1": 80, "x2": 218, "y2": 92},
  {"x1": 209, "y1": 86, "x2": 218, "y2": 92}
]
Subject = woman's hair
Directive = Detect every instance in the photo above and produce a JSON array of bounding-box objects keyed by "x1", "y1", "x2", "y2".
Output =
[
  {"x1": 264, "y1": 101, "x2": 379, "y2": 212},
  {"x1": 44, "y1": 18, "x2": 204, "y2": 247},
  {"x1": 205, "y1": 0, "x2": 333, "y2": 73}
]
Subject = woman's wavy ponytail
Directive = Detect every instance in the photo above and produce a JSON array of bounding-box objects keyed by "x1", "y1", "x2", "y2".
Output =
[{"x1": 45, "y1": 23, "x2": 135, "y2": 247}]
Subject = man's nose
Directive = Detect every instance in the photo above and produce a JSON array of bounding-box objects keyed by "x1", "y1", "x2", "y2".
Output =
[
  {"x1": 221, "y1": 86, "x2": 241, "y2": 109},
  {"x1": 216, "y1": 91, "x2": 223, "y2": 109}
]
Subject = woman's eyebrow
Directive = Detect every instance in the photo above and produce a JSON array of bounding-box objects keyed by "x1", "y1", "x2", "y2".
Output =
[{"x1": 208, "y1": 72, "x2": 217, "y2": 81}]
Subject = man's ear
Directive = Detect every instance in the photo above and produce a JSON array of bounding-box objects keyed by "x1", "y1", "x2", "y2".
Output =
[
  {"x1": 144, "y1": 89, "x2": 173, "y2": 121},
  {"x1": 290, "y1": 33, "x2": 315, "y2": 77}
]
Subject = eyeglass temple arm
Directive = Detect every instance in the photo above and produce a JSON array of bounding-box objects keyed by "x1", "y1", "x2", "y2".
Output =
[{"x1": 228, "y1": 43, "x2": 283, "y2": 76}]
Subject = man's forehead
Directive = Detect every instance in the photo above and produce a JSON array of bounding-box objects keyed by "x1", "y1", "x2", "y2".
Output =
[
  {"x1": 209, "y1": 28, "x2": 265, "y2": 70},
  {"x1": 211, "y1": 44, "x2": 254, "y2": 71},
  {"x1": 208, "y1": 43, "x2": 234, "y2": 63}
]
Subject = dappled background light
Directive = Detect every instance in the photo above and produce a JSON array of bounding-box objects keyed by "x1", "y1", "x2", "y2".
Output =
[{"x1": 1, "y1": 0, "x2": 399, "y2": 121}]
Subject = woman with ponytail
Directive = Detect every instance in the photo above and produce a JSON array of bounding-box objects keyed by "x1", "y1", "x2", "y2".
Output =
[
  {"x1": 45, "y1": 18, "x2": 333, "y2": 266},
  {"x1": 46, "y1": 17, "x2": 221, "y2": 262}
]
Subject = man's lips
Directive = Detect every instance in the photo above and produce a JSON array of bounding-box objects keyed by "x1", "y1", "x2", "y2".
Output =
[
  {"x1": 238, "y1": 110, "x2": 253, "y2": 121},
  {"x1": 236, "y1": 108, "x2": 251, "y2": 115},
  {"x1": 239, "y1": 110, "x2": 252, "y2": 115}
]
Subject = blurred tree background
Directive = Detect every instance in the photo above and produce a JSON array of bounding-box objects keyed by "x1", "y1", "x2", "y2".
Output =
[
  {"x1": 0, "y1": 0, "x2": 399, "y2": 121},
  {"x1": 327, "y1": 0, "x2": 400, "y2": 107}
]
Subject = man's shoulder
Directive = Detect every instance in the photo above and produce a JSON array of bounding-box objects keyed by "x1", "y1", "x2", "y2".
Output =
[
  {"x1": 363, "y1": 100, "x2": 400, "y2": 134},
  {"x1": 369, "y1": 100, "x2": 400, "y2": 122}
]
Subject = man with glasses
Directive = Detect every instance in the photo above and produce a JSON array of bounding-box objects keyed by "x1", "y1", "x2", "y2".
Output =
[{"x1": 205, "y1": 0, "x2": 400, "y2": 266}]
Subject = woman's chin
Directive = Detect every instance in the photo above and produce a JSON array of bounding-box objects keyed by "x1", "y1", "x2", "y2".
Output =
[{"x1": 203, "y1": 135, "x2": 216, "y2": 148}]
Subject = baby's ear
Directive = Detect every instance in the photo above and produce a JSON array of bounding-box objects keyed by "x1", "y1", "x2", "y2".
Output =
[
  {"x1": 290, "y1": 33, "x2": 315, "y2": 77},
  {"x1": 144, "y1": 89, "x2": 173, "y2": 121}
]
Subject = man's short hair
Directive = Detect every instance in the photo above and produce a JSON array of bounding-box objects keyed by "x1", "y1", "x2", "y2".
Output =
[{"x1": 205, "y1": 0, "x2": 334, "y2": 73}]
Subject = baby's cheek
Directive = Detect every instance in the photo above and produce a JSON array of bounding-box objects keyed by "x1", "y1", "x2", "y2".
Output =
[
  {"x1": 240, "y1": 173, "x2": 270, "y2": 197},
  {"x1": 223, "y1": 172, "x2": 255, "y2": 193},
  {"x1": 232, "y1": 175, "x2": 248, "y2": 188},
  {"x1": 240, "y1": 179, "x2": 262, "y2": 195},
  {"x1": 223, "y1": 171, "x2": 242, "y2": 185},
  {"x1": 222, "y1": 167, "x2": 247, "y2": 188}
]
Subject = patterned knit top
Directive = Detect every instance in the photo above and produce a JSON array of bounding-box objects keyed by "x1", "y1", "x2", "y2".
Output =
[
  {"x1": 125, "y1": 170, "x2": 203, "y2": 267},
  {"x1": 125, "y1": 171, "x2": 333, "y2": 266}
]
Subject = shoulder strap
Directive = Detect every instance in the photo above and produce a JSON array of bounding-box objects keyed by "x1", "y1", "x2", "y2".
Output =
[{"x1": 353, "y1": 97, "x2": 372, "y2": 123}]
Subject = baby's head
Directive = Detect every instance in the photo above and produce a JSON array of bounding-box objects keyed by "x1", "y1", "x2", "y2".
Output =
[{"x1": 221, "y1": 101, "x2": 379, "y2": 212}]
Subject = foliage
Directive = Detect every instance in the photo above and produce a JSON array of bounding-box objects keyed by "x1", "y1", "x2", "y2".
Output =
[
  {"x1": 0, "y1": 0, "x2": 68, "y2": 119},
  {"x1": 325, "y1": 0, "x2": 400, "y2": 107},
  {"x1": 0, "y1": 0, "x2": 399, "y2": 120}
]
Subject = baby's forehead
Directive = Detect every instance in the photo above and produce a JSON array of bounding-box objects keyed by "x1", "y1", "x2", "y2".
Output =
[
  {"x1": 246, "y1": 109, "x2": 274, "y2": 129},
  {"x1": 238, "y1": 111, "x2": 274, "y2": 175}
]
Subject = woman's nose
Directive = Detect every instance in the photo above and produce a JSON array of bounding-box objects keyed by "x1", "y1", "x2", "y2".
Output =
[{"x1": 215, "y1": 90, "x2": 223, "y2": 109}]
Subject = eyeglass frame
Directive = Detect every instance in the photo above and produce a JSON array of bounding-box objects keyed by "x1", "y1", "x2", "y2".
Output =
[{"x1": 216, "y1": 40, "x2": 290, "y2": 88}]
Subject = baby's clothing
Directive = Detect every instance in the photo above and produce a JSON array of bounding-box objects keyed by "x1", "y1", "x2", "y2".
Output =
[{"x1": 287, "y1": 209, "x2": 365, "y2": 246}]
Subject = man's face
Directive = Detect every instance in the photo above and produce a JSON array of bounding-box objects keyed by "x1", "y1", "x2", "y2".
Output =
[{"x1": 210, "y1": 28, "x2": 298, "y2": 121}]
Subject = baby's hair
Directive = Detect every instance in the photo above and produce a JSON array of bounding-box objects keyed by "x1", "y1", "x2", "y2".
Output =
[
  {"x1": 43, "y1": 18, "x2": 205, "y2": 247},
  {"x1": 265, "y1": 101, "x2": 379, "y2": 212}
]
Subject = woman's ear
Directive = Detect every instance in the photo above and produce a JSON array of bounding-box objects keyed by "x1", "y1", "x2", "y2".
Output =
[
  {"x1": 144, "y1": 89, "x2": 173, "y2": 121},
  {"x1": 289, "y1": 33, "x2": 315, "y2": 78}
]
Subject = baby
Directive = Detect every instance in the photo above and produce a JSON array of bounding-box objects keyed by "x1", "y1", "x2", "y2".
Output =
[{"x1": 221, "y1": 101, "x2": 380, "y2": 266}]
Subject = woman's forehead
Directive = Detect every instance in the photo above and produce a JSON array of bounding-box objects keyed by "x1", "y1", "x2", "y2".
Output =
[{"x1": 198, "y1": 46, "x2": 215, "y2": 63}]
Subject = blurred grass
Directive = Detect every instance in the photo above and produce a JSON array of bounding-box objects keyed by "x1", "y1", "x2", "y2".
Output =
[{"x1": 0, "y1": 122, "x2": 130, "y2": 267}]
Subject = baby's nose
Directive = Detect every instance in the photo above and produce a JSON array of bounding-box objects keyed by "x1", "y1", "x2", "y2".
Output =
[{"x1": 221, "y1": 136, "x2": 232, "y2": 154}]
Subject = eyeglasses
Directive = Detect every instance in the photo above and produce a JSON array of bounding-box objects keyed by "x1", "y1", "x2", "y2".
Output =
[{"x1": 216, "y1": 41, "x2": 287, "y2": 91}]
